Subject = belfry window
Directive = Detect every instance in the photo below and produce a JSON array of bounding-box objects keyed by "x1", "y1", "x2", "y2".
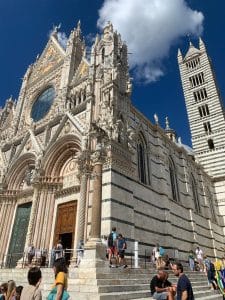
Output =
[
  {"x1": 208, "y1": 139, "x2": 215, "y2": 150},
  {"x1": 169, "y1": 157, "x2": 179, "y2": 202},
  {"x1": 203, "y1": 122, "x2": 211, "y2": 134},
  {"x1": 198, "y1": 104, "x2": 209, "y2": 118},
  {"x1": 193, "y1": 88, "x2": 207, "y2": 102},
  {"x1": 191, "y1": 175, "x2": 201, "y2": 213},
  {"x1": 189, "y1": 72, "x2": 205, "y2": 88},
  {"x1": 186, "y1": 57, "x2": 200, "y2": 70}
]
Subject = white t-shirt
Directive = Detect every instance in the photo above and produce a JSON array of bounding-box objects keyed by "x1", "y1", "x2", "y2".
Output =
[{"x1": 196, "y1": 248, "x2": 203, "y2": 260}]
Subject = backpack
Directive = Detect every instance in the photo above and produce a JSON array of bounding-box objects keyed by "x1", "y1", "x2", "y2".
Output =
[
  {"x1": 159, "y1": 247, "x2": 165, "y2": 256},
  {"x1": 108, "y1": 233, "x2": 114, "y2": 247},
  {"x1": 124, "y1": 239, "x2": 127, "y2": 249}
]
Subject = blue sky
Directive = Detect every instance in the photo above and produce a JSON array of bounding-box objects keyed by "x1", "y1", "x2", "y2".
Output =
[{"x1": 0, "y1": 0, "x2": 224, "y2": 147}]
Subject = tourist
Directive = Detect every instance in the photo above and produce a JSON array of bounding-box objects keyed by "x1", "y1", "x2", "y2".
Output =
[
  {"x1": 55, "y1": 240, "x2": 64, "y2": 261},
  {"x1": 0, "y1": 283, "x2": 8, "y2": 300},
  {"x1": 162, "y1": 254, "x2": 171, "y2": 270},
  {"x1": 12, "y1": 286, "x2": 23, "y2": 300},
  {"x1": 21, "y1": 267, "x2": 42, "y2": 300},
  {"x1": 195, "y1": 246, "x2": 203, "y2": 271},
  {"x1": 204, "y1": 256, "x2": 217, "y2": 290},
  {"x1": 101, "y1": 235, "x2": 108, "y2": 259},
  {"x1": 117, "y1": 233, "x2": 127, "y2": 268},
  {"x1": 6, "y1": 280, "x2": 16, "y2": 300},
  {"x1": 188, "y1": 250, "x2": 195, "y2": 271},
  {"x1": 75, "y1": 240, "x2": 84, "y2": 267},
  {"x1": 107, "y1": 227, "x2": 118, "y2": 267},
  {"x1": 152, "y1": 245, "x2": 158, "y2": 267},
  {"x1": 172, "y1": 262, "x2": 194, "y2": 300},
  {"x1": 27, "y1": 244, "x2": 35, "y2": 266},
  {"x1": 150, "y1": 269, "x2": 172, "y2": 300},
  {"x1": 47, "y1": 258, "x2": 70, "y2": 299}
]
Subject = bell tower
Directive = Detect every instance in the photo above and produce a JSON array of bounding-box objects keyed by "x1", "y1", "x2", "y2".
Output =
[{"x1": 178, "y1": 38, "x2": 225, "y2": 178}]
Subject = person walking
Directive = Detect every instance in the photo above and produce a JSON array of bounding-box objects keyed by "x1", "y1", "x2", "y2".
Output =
[
  {"x1": 107, "y1": 227, "x2": 118, "y2": 267},
  {"x1": 195, "y1": 246, "x2": 203, "y2": 271},
  {"x1": 117, "y1": 233, "x2": 127, "y2": 268},
  {"x1": 172, "y1": 262, "x2": 194, "y2": 300},
  {"x1": 188, "y1": 250, "x2": 195, "y2": 271}
]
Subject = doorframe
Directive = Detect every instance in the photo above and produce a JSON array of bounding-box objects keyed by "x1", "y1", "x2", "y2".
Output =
[{"x1": 50, "y1": 198, "x2": 78, "y2": 251}]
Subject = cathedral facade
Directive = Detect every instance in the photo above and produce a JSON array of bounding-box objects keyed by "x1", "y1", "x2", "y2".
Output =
[{"x1": 0, "y1": 22, "x2": 224, "y2": 267}]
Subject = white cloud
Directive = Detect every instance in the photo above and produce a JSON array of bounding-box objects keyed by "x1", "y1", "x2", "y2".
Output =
[{"x1": 97, "y1": 0, "x2": 204, "y2": 83}]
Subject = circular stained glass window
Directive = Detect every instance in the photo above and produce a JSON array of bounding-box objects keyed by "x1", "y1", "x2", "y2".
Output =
[{"x1": 31, "y1": 87, "x2": 55, "y2": 122}]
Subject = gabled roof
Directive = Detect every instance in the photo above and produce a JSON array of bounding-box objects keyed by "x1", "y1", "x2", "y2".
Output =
[{"x1": 184, "y1": 42, "x2": 201, "y2": 61}]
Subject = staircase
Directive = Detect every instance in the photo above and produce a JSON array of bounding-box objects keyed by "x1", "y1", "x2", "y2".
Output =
[{"x1": 0, "y1": 267, "x2": 222, "y2": 299}]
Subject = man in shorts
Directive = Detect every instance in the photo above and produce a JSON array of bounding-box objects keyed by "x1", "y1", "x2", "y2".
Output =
[
  {"x1": 117, "y1": 233, "x2": 127, "y2": 268},
  {"x1": 108, "y1": 227, "x2": 118, "y2": 267}
]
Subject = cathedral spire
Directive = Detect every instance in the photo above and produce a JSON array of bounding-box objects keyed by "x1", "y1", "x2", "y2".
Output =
[
  {"x1": 76, "y1": 20, "x2": 82, "y2": 38},
  {"x1": 199, "y1": 37, "x2": 206, "y2": 51}
]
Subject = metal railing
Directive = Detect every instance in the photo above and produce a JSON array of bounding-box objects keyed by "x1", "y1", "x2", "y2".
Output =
[{"x1": 0, "y1": 249, "x2": 77, "y2": 269}]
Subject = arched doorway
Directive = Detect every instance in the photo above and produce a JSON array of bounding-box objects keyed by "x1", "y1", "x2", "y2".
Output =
[
  {"x1": 7, "y1": 202, "x2": 32, "y2": 267},
  {"x1": 53, "y1": 201, "x2": 77, "y2": 264}
]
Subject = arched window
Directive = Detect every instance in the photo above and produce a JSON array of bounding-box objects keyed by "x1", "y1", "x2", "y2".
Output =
[
  {"x1": 137, "y1": 134, "x2": 150, "y2": 185},
  {"x1": 168, "y1": 157, "x2": 179, "y2": 202},
  {"x1": 206, "y1": 188, "x2": 216, "y2": 223},
  {"x1": 190, "y1": 175, "x2": 201, "y2": 213}
]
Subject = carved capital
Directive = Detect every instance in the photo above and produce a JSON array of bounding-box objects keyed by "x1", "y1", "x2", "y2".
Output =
[
  {"x1": 76, "y1": 150, "x2": 92, "y2": 177},
  {"x1": 91, "y1": 147, "x2": 107, "y2": 165}
]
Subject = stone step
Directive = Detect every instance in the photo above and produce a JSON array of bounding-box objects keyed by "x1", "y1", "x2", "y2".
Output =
[
  {"x1": 0, "y1": 267, "x2": 221, "y2": 300},
  {"x1": 98, "y1": 289, "x2": 222, "y2": 300}
]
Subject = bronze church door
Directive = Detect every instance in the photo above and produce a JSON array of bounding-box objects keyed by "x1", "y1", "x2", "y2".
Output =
[
  {"x1": 53, "y1": 201, "x2": 76, "y2": 264},
  {"x1": 7, "y1": 202, "x2": 32, "y2": 267}
]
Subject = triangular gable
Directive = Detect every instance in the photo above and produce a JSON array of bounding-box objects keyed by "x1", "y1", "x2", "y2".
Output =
[
  {"x1": 29, "y1": 35, "x2": 66, "y2": 82},
  {"x1": 44, "y1": 113, "x2": 85, "y2": 154},
  {"x1": 8, "y1": 130, "x2": 43, "y2": 168},
  {"x1": 184, "y1": 43, "x2": 201, "y2": 61}
]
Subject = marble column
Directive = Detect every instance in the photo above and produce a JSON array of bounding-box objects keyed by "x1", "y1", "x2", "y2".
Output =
[
  {"x1": 34, "y1": 187, "x2": 48, "y2": 248},
  {"x1": 43, "y1": 186, "x2": 56, "y2": 250},
  {"x1": 2, "y1": 199, "x2": 16, "y2": 263},
  {"x1": 24, "y1": 185, "x2": 40, "y2": 249},
  {"x1": 70, "y1": 151, "x2": 90, "y2": 266},
  {"x1": 75, "y1": 146, "x2": 107, "y2": 270},
  {"x1": 90, "y1": 162, "x2": 103, "y2": 241},
  {"x1": 74, "y1": 173, "x2": 88, "y2": 248}
]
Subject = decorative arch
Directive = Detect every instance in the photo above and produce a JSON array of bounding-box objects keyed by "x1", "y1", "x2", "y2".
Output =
[
  {"x1": 190, "y1": 174, "x2": 201, "y2": 213},
  {"x1": 6, "y1": 153, "x2": 36, "y2": 190},
  {"x1": 136, "y1": 132, "x2": 150, "y2": 185},
  {"x1": 43, "y1": 134, "x2": 81, "y2": 178},
  {"x1": 168, "y1": 156, "x2": 179, "y2": 202}
]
